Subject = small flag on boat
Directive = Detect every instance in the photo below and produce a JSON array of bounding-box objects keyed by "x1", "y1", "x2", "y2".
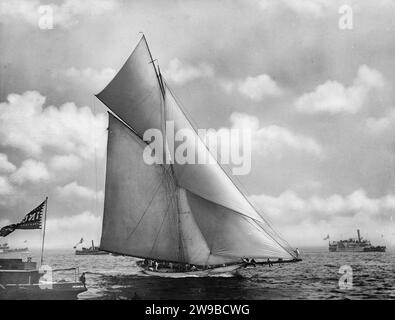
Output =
[
  {"x1": 323, "y1": 234, "x2": 330, "y2": 240},
  {"x1": 0, "y1": 200, "x2": 46, "y2": 237},
  {"x1": 73, "y1": 237, "x2": 84, "y2": 248}
]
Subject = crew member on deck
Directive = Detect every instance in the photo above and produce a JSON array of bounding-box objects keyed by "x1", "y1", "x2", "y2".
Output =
[{"x1": 79, "y1": 272, "x2": 86, "y2": 288}]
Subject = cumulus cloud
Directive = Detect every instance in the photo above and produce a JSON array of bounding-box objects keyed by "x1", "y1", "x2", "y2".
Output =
[
  {"x1": 237, "y1": 74, "x2": 283, "y2": 101},
  {"x1": 218, "y1": 79, "x2": 235, "y2": 94},
  {"x1": 0, "y1": 176, "x2": 14, "y2": 195},
  {"x1": 10, "y1": 159, "x2": 50, "y2": 184},
  {"x1": 53, "y1": 67, "x2": 116, "y2": 92},
  {"x1": 255, "y1": 125, "x2": 323, "y2": 157},
  {"x1": 0, "y1": 91, "x2": 107, "y2": 160},
  {"x1": 52, "y1": 0, "x2": 117, "y2": 27},
  {"x1": 165, "y1": 58, "x2": 214, "y2": 85},
  {"x1": 49, "y1": 154, "x2": 83, "y2": 172},
  {"x1": 220, "y1": 74, "x2": 283, "y2": 101},
  {"x1": 295, "y1": 65, "x2": 385, "y2": 114},
  {"x1": 57, "y1": 181, "x2": 103, "y2": 201},
  {"x1": 231, "y1": 112, "x2": 322, "y2": 157},
  {"x1": 204, "y1": 112, "x2": 323, "y2": 162},
  {"x1": 0, "y1": 153, "x2": 16, "y2": 173},
  {"x1": 0, "y1": 0, "x2": 117, "y2": 28},
  {"x1": 0, "y1": 0, "x2": 39, "y2": 25},
  {"x1": 366, "y1": 109, "x2": 395, "y2": 134},
  {"x1": 251, "y1": 189, "x2": 395, "y2": 225}
]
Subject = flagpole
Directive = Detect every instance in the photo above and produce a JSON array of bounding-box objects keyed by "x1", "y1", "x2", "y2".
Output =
[{"x1": 40, "y1": 197, "x2": 48, "y2": 266}]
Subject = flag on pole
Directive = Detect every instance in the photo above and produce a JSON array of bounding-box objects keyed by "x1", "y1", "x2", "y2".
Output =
[
  {"x1": 0, "y1": 200, "x2": 46, "y2": 237},
  {"x1": 323, "y1": 234, "x2": 330, "y2": 240},
  {"x1": 73, "y1": 237, "x2": 84, "y2": 249}
]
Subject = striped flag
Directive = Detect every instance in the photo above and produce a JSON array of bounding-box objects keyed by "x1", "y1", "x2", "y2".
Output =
[{"x1": 0, "y1": 200, "x2": 46, "y2": 237}]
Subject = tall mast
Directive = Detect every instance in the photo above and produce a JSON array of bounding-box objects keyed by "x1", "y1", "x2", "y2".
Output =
[
  {"x1": 40, "y1": 197, "x2": 48, "y2": 266},
  {"x1": 143, "y1": 34, "x2": 185, "y2": 262},
  {"x1": 144, "y1": 34, "x2": 166, "y2": 162}
]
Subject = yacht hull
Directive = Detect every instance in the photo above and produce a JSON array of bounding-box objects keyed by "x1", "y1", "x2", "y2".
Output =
[
  {"x1": 0, "y1": 282, "x2": 87, "y2": 300},
  {"x1": 141, "y1": 264, "x2": 242, "y2": 278}
]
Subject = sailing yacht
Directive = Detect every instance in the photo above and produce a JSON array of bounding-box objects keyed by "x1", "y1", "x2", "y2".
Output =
[{"x1": 96, "y1": 35, "x2": 300, "y2": 277}]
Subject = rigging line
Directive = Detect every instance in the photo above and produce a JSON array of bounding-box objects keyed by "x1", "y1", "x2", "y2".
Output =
[
  {"x1": 148, "y1": 185, "x2": 178, "y2": 259},
  {"x1": 158, "y1": 70, "x2": 185, "y2": 262},
  {"x1": 93, "y1": 96, "x2": 100, "y2": 241},
  {"x1": 159, "y1": 67, "x2": 169, "y2": 173},
  {"x1": 256, "y1": 220, "x2": 293, "y2": 253},
  {"x1": 143, "y1": 35, "x2": 165, "y2": 100},
  {"x1": 230, "y1": 172, "x2": 293, "y2": 250},
  {"x1": 163, "y1": 81, "x2": 293, "y2": 254},
  {"x1": 179, "y1": 190, "x2": 217, "y2": 264},
  {"x1": 242, "y1": 215, "x2": 293, "y2": 258},
  {"x1": 126, "y1": 164, "x2": 173, "y2": 241},
  {"x1": 218, "y1": 160, "x2": 294, "y2": 251},
  {"x1": 162, "y1": 159, "x2": 185, "y2": 262},
  {"x1": 204, "y1": 250, "x2": 212, "y2": 266}
]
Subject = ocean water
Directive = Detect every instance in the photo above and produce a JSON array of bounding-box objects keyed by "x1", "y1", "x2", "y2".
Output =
[{"x1": 2, "y1": 247, "x2": 394, "y2": 300}]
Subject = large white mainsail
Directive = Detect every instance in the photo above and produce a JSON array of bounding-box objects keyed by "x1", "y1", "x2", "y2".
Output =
[
  {"x1": 101, "y1": 114, "x2": 181, "y2": 261},
  {"x1": 97, "y1": 35, "x2": 296, "y2": 266}
]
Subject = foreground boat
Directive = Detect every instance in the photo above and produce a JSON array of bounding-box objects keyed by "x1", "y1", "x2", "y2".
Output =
[
  {"x1": 0, "y1": 199, "x2": 87, "y2": 299},
  {"x1": 96, "y1": 34, "x2": 300, "y2": 277},
  {"x1": 0, "y1": 258, "x2": 86, "y2": 300},
  {"x1": 1, "y1": 282, "x2": 86, "y2": 300}
]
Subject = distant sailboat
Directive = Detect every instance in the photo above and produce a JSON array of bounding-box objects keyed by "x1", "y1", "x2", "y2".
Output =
[{"x1": 96, "y1": 35, "x2": 300, "y2": 277}]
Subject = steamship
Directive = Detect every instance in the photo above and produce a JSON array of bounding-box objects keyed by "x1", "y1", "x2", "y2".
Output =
[{"x1": 329, "y1": 230, "x2": 386, "y2": 252}]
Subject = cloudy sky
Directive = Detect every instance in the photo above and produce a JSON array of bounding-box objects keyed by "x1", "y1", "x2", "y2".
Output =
[{"x1": 0, "y1": 0, "x2": 394, "y2": 249}]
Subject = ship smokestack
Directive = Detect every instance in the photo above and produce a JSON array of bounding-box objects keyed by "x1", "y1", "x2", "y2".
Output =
[{"x1": 357, "y1": 229, "x2": 361, "y2": 242}]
